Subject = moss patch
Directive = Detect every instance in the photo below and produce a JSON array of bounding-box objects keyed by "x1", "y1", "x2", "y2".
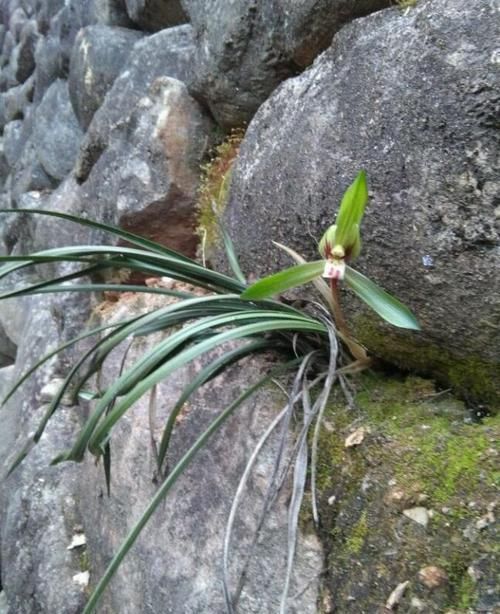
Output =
[
  {"x1": 196, "y1": 128, "x2": 245, "y2": 259},
  {"x1": 354, "y1": 317, "x2": 500, "y2": 408},
  {"x1": 316, "y1": 371, "x2": 499, "y2": 612}
]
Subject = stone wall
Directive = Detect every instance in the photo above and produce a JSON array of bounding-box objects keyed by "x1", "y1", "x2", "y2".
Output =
[{"x1": 0, "y1": 0, "x2": 498, "y2": 612}]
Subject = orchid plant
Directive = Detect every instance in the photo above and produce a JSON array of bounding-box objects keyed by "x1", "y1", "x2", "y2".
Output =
[{"x1": 241, "y1": 171, "x2": 420, "y2": 358}]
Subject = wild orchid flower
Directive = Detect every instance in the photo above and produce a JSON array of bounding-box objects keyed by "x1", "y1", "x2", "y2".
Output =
[{"x1": 241, "y1": 171, "x2": 420, "y2": 331}]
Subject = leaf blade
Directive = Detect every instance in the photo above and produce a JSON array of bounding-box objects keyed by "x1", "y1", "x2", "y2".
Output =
[
  {"x1": 344, "y1": 266, "x2": 420, "y2": 330},
  {"x1": 241, "y1": 261, "x2": 324, "y2": 300}
]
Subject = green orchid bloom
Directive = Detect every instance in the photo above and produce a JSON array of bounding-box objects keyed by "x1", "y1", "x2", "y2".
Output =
[{"x1": 241, "y1": 171, "x2": 420, "y2": 331}]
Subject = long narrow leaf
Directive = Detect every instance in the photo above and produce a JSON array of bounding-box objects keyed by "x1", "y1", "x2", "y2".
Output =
[
  {"x1": 241, "y1": 261, "x2": 324, "y2": 301},
  {"x1": 85, "y1": 317, "x2": 326, "y2": 458},
  {"x1": 333, "y1": 170, "x2": 368, "y2": 250},
  {"x1": 345, "y1": 266, "x2": 420, "y2": 330},
  {"x1": 1, "y1": 318, "x2": 137, "y2": 407}
]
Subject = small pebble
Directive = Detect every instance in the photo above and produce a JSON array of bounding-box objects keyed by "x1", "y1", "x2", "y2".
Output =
[
  {"x1": 410, "y1": 597, "x2": 426, "y2": 611},
  {"x1": 476, "y1": 511, "x2": 495, "y2": 530},
  {"x1": 418, "y1": 566, "x2": 448, "y2": 589},
  {"x1": 403, "y1": 507, "x2": 430, "y2": 527},
  {"x1": 467, "y1": 566, "x2": 481, "y2": 582},
  {"x1": 385, "y1": 580, "x2": 409, "y2": 609},
  {"x1": 344, "y1": 427, "x2": 368, "y2": 448},
  {"x1": 72, "y1": 571, "x2": 90, "y2": 587}
]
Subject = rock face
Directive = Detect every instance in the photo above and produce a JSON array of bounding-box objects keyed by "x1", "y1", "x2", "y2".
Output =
[
  {"x1": 78, "y1": 292, "x2": 323, "y2": 613},
  {"x1": 75, "y1": 24, "x2": 196, "y2": 181},
  {"x1": 33, "y1": 79, "x2": 83, "y2": 179},
  {"x1": 68, "y1": 25, "x2": 143, "y2": 130},
  {"x1": 80, "y1": 76, "x2": 214, "y2": 255},
  {"x1": 181, "y1": 0, "x2": 391, "y2": 128},
  {"x1": 125, "y1": 0, "x2": 187, "y2": 31},
  {"x1": 221, "y1": 0, "x2": 500, "y2": 401}
]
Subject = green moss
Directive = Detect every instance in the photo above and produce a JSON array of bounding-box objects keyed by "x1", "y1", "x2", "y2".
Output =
[
  {"x1": 79, "y1": 549, "x2": 90, "y2": 572},
  {"x1": 316, "y1": 372, "x2": 498, "y2": 610},
  {"x1": 196, "y1": 129, "x2": 245, "y2": 258},
  {"x1": 354, "y1": 317, "x2": 500, "y2": 408},
  {"x1": 345, "y1": 511, "x2": 368, "y2": 555},
  {"x1": 354, "y1": 372, "x2": 499, "y2": 508}
]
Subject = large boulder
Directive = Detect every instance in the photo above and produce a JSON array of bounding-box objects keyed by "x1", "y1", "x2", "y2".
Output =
[
  {"x1": 124, "y1": 0, "x2": 187, "y2": 31},
  {"x1": 221, "y1": 0, "x2": 500, "y2": 402},
  {"x1": 33, "y1": 79, "x2": 83, "y2": 180},
  {"x1": 80, "y1": 76, "x2": 214, "y2": 256},
  {"x1": 75, "y1": 24, "x2": 196, "y2": 180},
  {"x1": 181, "y1": 0, "x2": 391, "y2": 128},
  {"x1": 78, "y1": 291, "x2": 323, "y2": 613},
  {"x1": 9, "y1": 18, "x2": 38, "y2": 84},
  {"x1": 68, "y1": 25, "x2": 143, "y2": 130},
  {"x1": 0, "y1": 293, "x2": 91, "y2": 614}
]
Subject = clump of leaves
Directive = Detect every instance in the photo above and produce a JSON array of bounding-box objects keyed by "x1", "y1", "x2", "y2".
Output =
[
  {"x1": 0, "y1": 171, "x2": 419, "y2": 613},
  {"x1": 197, "y1": 128, "x2": 245, "y2": 261}
]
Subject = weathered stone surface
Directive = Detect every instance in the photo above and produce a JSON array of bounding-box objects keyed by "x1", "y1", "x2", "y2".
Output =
[
  {"x1": 181, "y1": 0, "x2": 391, "y2": 128},
  {"x1": 68, "y1": 25, "x2": 143, "y2": 130},
  {"x1": 10, "y1": 18, "x2": 38, "y2": 83},
  {"x1": 93, "y1": 0, "x2": 133, "y2": 27},
  {"x1": 78, "y1": 291, "x2": 322, "y2": 613},
  {"x1": 47, "y1": 0, "x2": 99, "y2": 75},
  {"x1": 221, "y1": 0, "x2": 500, "y2": 399},
  {"x1": 1, "y1": 74, "x2": 33, "y2": 122},
  {"x1": 75, "y1": 24, "x2": 195, "y2": 181},
  {"x1": 0, "y1": 293, "x2": 91, "y2": 614},
  {"x1": 125, "y1": 0, "x2": 187, "y2": 31},
  {"x1": 0, "y1": 322, "x2": 16, "y2": 366},
  {"x1": 80, "y1": 77, "x2": 213, "y2": 256},
  {"x1": 3, "y1": 118, "x2": 24, "y2": 166},
  {"x1": 33, "y1": 79, "x2": 83, "y2": 180},
  {"x1": 10, "y1": 140, "x2": 56, "y2": 202},
  {"x1": 32, "y1": 34, "x2": 65, "y2": 101}
]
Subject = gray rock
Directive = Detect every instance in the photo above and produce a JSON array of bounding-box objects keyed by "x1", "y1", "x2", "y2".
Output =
[
  {"x1": 0, "y1": 293, "x2": 91, "y2": 614},
  {"x1": 0, "y1": 31, "x2": 15, "y2": 72},
  {"x1": 93, "y1": 0, "x2": 134, "y2": 27},
  {"x1": 10, "y1": 140, "x2": 56, "y2": 202},
  {"x1": 3, "y1": 119, "x2": 24, "y2": 166},
  {"x1": 32, "y1": 34, "x2": 65, "y2": 102},
  {"x1": 47, "y1": 0, "x2": 99, "y2": 76},
  {"x1": 10, "y1": 18, "x2": 38, "y2": 83},
  {"x1": 1, "y1": 74, "x2": 34, "y2": 122},
  {"x1": 81, "y1": 77, "x2": 214, "y2": 256},
  {"x1": 75, "y1": 24, "x2": 195, "y2": 181},
  {"x1": 125, "y1": 0, "x2": 187, "y2": 31},
  {"x1": 78, "y1": 293, "x2": 323, "y2": 613},
  {"x1": 68, "y1": 25, "x2": 143, "y2": 130},
  {"x1": 0, "y1": 321, "x2": 16, "y2": 366},
  {"x1": 181, "y1": 0, "x2": 391, "y2": 128},
  {"x1": 33, "y1": 79, "x2": 83, "y2": 180},
  {"x1": 8, "y1": 7, "x2": 27, "y2": 42},
  {"x1": 221, "y1": 0, "x2": 500, "y2": 398}
]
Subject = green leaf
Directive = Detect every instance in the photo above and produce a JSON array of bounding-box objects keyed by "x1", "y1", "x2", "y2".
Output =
[
  {"x1": 241, "y1": 261, "x2": 324, "y2": 300},
  {"x1": 333, "y1": 170, "x2": 368, "y2": 254},
  {"x1": 344, "y1": 266, "x2": 420, "y2": 330}
]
